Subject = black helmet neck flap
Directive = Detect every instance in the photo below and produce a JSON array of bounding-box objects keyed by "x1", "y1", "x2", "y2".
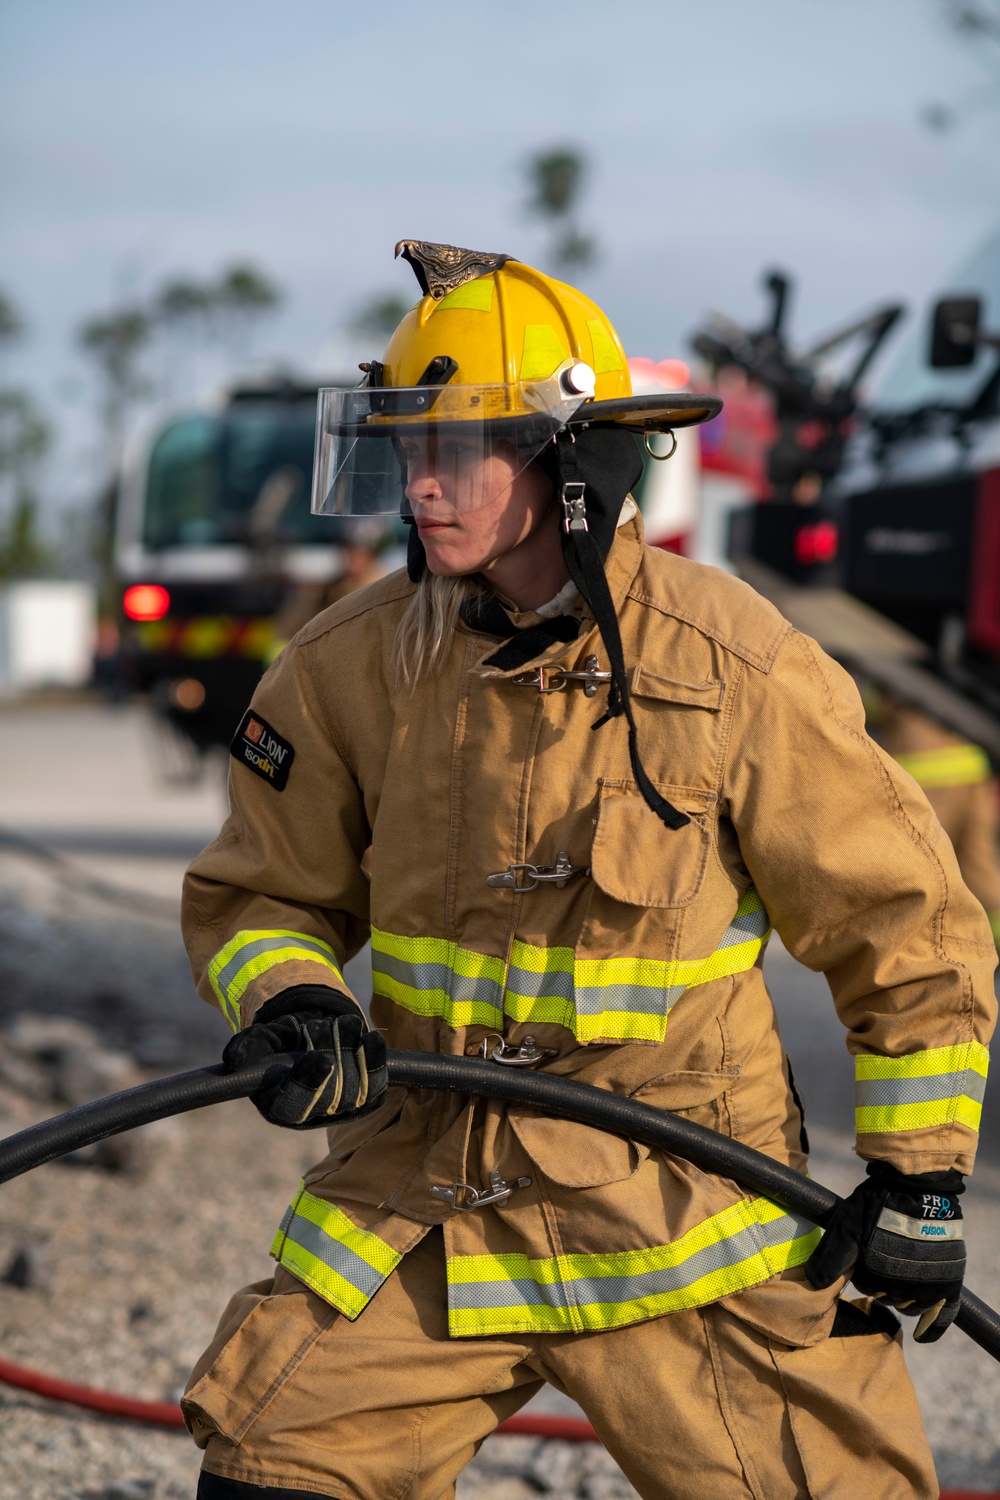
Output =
[{"x1": 406, "y1": 426, "x2": 689, "y2": 832}]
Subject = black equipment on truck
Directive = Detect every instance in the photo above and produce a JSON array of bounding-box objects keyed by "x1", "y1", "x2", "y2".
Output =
[{"x1": 691, "y1": 227, "x2": 1000, "y2": 752}]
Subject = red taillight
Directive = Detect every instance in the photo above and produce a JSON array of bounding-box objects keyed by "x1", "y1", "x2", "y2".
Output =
[
  {"x1": 123, "y1": 584, "x2": 170, "y2": 621},
  {"x1": 794, "y1": 520, "x2": 838, "y2": 566}
]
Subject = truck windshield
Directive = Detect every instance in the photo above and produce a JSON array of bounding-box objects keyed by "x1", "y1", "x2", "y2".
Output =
[
  {"x1": 142, "y1": 401, "x2": 337, "y2": 548},
  {"x1": 873, "y1": 225, "x2": 1000, "y2": 415}
]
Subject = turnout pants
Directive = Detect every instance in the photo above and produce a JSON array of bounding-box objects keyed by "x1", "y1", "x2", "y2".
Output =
[{"x1": 183, "y1": 1228, "x2": 937, "y2": 1500}]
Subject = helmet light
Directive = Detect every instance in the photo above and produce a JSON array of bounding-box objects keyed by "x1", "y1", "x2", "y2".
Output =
[{"x1": 562, "y1": 362, "x2": 597, "y2": 397}]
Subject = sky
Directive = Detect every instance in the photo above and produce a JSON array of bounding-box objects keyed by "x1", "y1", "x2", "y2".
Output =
[{"x1": 1, "y1": 0, "x2": 998, "y2": 511}]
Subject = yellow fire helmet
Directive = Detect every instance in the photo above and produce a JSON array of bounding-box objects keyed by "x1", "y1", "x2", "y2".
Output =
[{"x1": 311, "y1": 240, "x2": 721, "y2": 518}]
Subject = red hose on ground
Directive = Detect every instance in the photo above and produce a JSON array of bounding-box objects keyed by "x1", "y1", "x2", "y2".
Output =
[
  {"x1": 0, "y1": 1355, "x2": 186, "y2": 1427},
  {"x1": 0, "y1": 1357, "x2": 995, "y2": 1497}
]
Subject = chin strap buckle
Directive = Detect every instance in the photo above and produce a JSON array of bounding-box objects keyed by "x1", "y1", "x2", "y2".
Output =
[
  {"x1": 429, "y1": 1170, "x2": 533, "y2": 1212},
  {"x1": 561, "y1": 480, "x2": 588, "y2": 533}
]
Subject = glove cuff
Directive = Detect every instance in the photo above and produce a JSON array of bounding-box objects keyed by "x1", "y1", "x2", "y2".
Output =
[
  {"x1": 254, "y1": 985, "x2": 363, "y2": 1028},
  {"x1": 865, "y1": 1161, "x2": 965, "y2": 1197}
]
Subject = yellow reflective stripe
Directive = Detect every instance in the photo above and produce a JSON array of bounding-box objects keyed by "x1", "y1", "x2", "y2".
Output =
[
  {"x1": 445, "y1": 1197, "x2": 820, "y2": 1336},
  {"x1": 242, "y1": 619, "x2": 279, "y2": 658},
  {"x1": 587, "y1": 318, "x2": 624, "y2": 375},
  {"x1": 894, "y1": 743, "x2": 991, "y2": 788},
  {"x1": 372, "y1": 889, "x2": 769, "y2": 1044},
  {"x1": 270, "y1": 1186, "x2": 820, "y2": 1332},
  {"x1": 182, "y1": 617, "x2": 230, "y2": 657},
  {"x1": 855, "y1": 1042, "x2": 989, "y2": 1136},
  {"x1": 519, "y1": 323, "x2": 569, "y2": 381},
  {"x1": 270, "y1": 1185, "x2": 402, "y2": 1320},
  {"x1": 208, "y1": 928, "x2": 344, "y2": 1031},
  {"x1": 135, "y1": 621, "x2": 171, "y2": 651},
  {"x1": 370, "y1": 930, "x2": 506, "y2": 1029},
  {"x1": 856, "y1": 1097, "x2": 984, "y2": 1134},
  {"x1": 855, "y1": 1042, "x2": 989, "y2": 1080},
  {"x1": 436, "y1": 277, "x2": 494, "y2": 312}
]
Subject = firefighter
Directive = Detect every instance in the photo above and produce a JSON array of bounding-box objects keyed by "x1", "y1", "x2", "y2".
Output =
[
  {"x1": 872, "y1": 694, "x2": 1000, "y2": 947},
  {"x1": 179, "y1": 243, "x2": 995, "y2": 1500},
  {"x1": 271, "y1": 519, "x2": 391, "y2": 647}
]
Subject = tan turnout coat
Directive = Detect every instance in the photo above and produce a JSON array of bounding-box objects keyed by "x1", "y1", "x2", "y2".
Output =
[{"x1": 182, "y1": 513, "x2": 996, "y2": 1340}]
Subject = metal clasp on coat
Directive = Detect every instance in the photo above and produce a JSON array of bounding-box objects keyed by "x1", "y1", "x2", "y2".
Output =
[
  {"x1": 477, "y1": 1034, "x2": 558, "y2": 1066},
  {"x1": 512, "y1": 655, "x2": 612, "y2": 697},
  {"x1": 429, "y1": 1170, "x2": 532, "y2": 1212},
  {"x1": 486, "y1": 851, "x2": 588, "y2": 892}
]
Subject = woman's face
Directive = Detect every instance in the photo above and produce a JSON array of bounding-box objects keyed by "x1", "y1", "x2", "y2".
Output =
[{"x1": 401, "y1": 432, "x2": 557, "y2": 579}]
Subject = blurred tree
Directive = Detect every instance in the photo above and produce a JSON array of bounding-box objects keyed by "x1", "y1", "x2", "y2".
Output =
[
  {"x1": 944, "y1": 0, "x2": 1000, "y2": 44},
  {"x1": 152, "y1": 277, "x2": 214, "y2": 395},
  {"x1": 156, "y1": 278, "x2": 214, "y2": 325},
  {"x1": 0, "y1": 388, "x2": 53, "y2": 579},
  {"x1": 523, "y1": 146, "x2": 598, "y2": 275},
  {"x1": 155, "y1": 277, "x2": 214, "y2": 337},
  {"x1": 0, "y1": 291, "x2": 25, "y2": 350},
  {"x1": 349, "y1": 292, "x2": 411, "y2": 340},
  {"x1": 0, "y1": 289, "x2": 26, "y2": 391},
  {"x1": 78, "y1": 306, "x2": 152, "y2": 467},
  {"x1": 0, "y1": 389, "x2": 50, "y2": 479},
  {"x1": 213, "y1": 263, "x2": 281, "y2": 359},
  {"x1": 922, "y1": 1, "x2": 1000, "y2": 130},
  {"x1": 0, "y1": 494, "x2": 52, "y2": 578}
]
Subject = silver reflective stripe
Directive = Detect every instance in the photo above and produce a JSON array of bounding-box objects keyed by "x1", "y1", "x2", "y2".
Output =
[
  {"x1": 506, "y1": 961, "x2": 688, "y2": 1019},
  {"x1": 573, "y1": 981, "x2": 687, "y2": 1017},
  {"x1": 877, "y1": 1208, "x2": 965, "y2": 1242},
  {"x1": 504, "y1": 964, "x2": 574, "y2": 1004},
  {"x1": 283, "y1": 1207, "x2": 392, "y2": 1300},
  {"x1": 371, "y1": 950, "x2": 504, "y2": 1009},
  {"x1": 855, "y1": 1071, "x2": 988, "y2": 1109},
  {"x1": 717, "y1": 902, "x2": 769, "y2": 946},
  {"x1": 448, "y1": 1210, "x2": 816, "y2": 1314},
  {"x1": 214, "y1": 933, "x2": 338, "y2": 999}
]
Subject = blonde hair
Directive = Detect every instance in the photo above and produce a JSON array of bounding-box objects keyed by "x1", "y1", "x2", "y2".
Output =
[{"x1": 393, "y1": 571, "x2": 483, "y2": 688}]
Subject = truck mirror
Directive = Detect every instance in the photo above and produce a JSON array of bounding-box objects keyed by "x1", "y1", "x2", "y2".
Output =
[{"x1": 929, "y1": 295, "x2": 982, "y2": 368}]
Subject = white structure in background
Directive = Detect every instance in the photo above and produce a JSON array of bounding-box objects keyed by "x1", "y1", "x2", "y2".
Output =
[
  {"x1": 0, "y1": 582, "x2": 95, "y2": 696},
  {"x1": 628, "y1": 357, "x2": 753, "y2": 574},
  {"x1": 627, "y1": 358, "x2": 700, "y2": 552}
]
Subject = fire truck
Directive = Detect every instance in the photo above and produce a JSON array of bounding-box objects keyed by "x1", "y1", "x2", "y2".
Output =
[
  {"x1": 114, "y1": 375, "x2": 393, "y2": 755},
  {"x1": 689, "y1": 225, "x2": 1000, "y2": 756}
]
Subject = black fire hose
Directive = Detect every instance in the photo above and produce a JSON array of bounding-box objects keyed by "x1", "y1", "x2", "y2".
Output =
[{"x1": 2, "y1": 1049, "x2": 999, "y2": 1363}]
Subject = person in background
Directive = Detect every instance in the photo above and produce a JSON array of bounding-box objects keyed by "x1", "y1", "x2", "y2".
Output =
[
  {"x1": 873, "y1": 693, "x2": 1000, "y2": 947},
  {"x1": 272, "y1": 519, "x2": 391, "y2": 648}
]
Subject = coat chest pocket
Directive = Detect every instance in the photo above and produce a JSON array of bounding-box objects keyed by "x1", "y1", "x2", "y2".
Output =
[
  {"x1": 626, "y1": 667, "x2": 727, "y2": 792},
  {"x1": 630, "y1": 667, "x2": 725, "y2": 712},
  {"x1": 589, "y1": 780, "x2": 712, "y2": 910}
]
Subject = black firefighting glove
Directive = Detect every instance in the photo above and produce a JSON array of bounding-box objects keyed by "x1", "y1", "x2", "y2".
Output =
[
  {"x1": 805, "y1": 1161, "x2": 966, "y2": 1342},
  {"x1": 222, "y1": 985, "x2": 388, "y2": 1130}
]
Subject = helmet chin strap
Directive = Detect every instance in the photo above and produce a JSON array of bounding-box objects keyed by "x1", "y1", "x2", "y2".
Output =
[{"x1": 555, "y1": 430, "x2": 690, "y2": 833}]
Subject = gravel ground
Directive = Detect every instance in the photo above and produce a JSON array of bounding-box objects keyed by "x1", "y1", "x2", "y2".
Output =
[
  {"x1": 0, "y1": 1054, "x2": 636, "y2": 1500},
  {"x1": 0, "y1": 847, "x2": 998, "y2": 1497}
]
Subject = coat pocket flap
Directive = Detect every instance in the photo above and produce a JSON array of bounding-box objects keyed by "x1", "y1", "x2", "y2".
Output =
[
  {"x1": 508, "y1": 1108, "x2": 648, "y2": 1187},
  {"x1": 589, "y1": 783, "x2": 711, "y2": 909},
  {"x1": 629, "y1": 1067, "x2": 740, "y2": 1112},
  {"x1": 630, "y1": 668, "x2": 725, "y2": 710}
]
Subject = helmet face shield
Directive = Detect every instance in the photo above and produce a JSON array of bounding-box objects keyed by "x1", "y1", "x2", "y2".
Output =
[{"x1": 311, "y1": 378, "x2": 591, "y2": 517}]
